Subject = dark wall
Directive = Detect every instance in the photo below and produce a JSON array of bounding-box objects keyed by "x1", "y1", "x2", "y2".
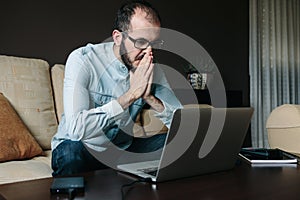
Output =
[
  {"x1": 0, "y1": 0, "x2": 250, "y2": 146},
  {"x1": 0, "y1": 0, "x2": 249, "y2": 105}
]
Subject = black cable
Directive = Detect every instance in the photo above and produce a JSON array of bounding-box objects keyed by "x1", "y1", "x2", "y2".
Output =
[{"x1": 121, "y1": 178, "x2": 152, "y2": 200}]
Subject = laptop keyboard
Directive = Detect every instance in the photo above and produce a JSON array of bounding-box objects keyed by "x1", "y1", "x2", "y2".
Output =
[{"x1": 138, "y1": 167, "x2": 158, "y2": 176}]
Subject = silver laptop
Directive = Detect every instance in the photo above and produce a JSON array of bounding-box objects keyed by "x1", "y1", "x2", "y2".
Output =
[{"x1": 117, "y1": 107, "x2": 254, "y2": 182}]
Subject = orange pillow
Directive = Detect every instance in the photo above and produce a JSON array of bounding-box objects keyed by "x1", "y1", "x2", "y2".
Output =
[{"x1": 0, "y1": 93, "x2": 43, "y2": 162}]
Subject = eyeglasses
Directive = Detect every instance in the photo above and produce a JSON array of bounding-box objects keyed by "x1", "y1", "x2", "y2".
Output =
[{"x1": 125, "y1": 34, "x2": 164, "y2": 50}]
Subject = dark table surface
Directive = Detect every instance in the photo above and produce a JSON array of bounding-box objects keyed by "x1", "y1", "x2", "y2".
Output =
[{"x1": 1, "y1": 161, "x2": 300, "y2": 200}]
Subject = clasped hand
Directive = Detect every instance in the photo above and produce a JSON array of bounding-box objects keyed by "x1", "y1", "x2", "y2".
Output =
[{"x1": 128, "y1": 49, "x2": 154, "y2": 100}]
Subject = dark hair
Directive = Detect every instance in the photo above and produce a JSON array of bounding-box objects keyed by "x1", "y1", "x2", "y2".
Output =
[{"x1": 112, "y1": 0, "x2": 161, "y2": 32}]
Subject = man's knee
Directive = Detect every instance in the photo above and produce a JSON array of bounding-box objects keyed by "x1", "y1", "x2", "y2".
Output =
[
  {"x1": 51, "y1": 140, "x2": 107, "y2": 176},
  {"x1": 51, "y1": 140, "x2": 86, "y2": 176}
]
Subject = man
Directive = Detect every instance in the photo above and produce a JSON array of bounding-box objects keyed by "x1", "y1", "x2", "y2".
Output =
[{"x1": 51, "y1": 0, "x2": 182, "y2": 176}]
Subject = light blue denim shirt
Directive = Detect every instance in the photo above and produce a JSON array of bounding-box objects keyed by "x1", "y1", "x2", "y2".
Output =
[{"x1": 51, "y1": 42, "x2": 182, "y2": 152}]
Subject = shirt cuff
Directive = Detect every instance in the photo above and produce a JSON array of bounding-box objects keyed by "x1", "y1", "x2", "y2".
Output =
[{"x1": 95, "y1": 99, "x2": 124, "y2": 118}]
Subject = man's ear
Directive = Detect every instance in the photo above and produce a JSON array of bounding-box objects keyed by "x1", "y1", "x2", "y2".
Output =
[{"x1": 112, "y1": 30, "x2": 123, "y2": 46}]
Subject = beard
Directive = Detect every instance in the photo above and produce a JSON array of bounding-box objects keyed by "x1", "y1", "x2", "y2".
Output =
[{"x1": 120, "y1": 40, "x2": 134, "y2": 71}]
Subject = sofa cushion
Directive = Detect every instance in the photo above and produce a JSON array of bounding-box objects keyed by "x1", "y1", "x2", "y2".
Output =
[
  {"x1": 132, "y1": 112, "x2": 146, "y2": 137},
  {"x1": 51, "y1": 64, "x2": 65, "y2": 122},
  {"x1": 0, "y1": 55, "x2": 58, "y2": 150},
  {"x1": 140, "y1": 109, "x2": 168, "y2": 136},
  {"x1": 140, "y1": 104, "x2": 213, "y2": 136},
  {"x1": 0, "y1": 150, "x2": 52, "y2": 185},
  {"x1": 0, "y1": 93, "x2": 44, "y2": 162}
]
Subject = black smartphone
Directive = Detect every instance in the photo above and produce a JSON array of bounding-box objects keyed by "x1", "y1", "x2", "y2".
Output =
[{"x1": 50, "y1": 177, "x2": 84, "y2": 195}]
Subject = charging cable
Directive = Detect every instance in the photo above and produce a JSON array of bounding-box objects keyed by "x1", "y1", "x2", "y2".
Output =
[{"x1": 121, "y1": 178, "x2": 152, "y2": 199}]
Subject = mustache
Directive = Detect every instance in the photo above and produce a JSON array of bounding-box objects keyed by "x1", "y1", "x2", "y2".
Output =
[{"x1": 135, "y1": 54, "x2": 158, "y2": 64}]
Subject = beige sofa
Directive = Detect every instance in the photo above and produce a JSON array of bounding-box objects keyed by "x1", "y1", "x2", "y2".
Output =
[
  {"x1": 266, "y1": 104, "x2": 300, "y2": 154},
  {"x1": 0, "y1": 55, "x2": 173, "y2": 185}
]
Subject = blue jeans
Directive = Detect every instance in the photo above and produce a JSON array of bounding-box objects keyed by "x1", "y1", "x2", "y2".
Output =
[{"x1": 51, "y1": 134, "x2": 166, "y2": 176}]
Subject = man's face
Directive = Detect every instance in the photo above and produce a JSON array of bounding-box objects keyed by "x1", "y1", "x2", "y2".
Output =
[{"x1": 119, "y1": 10, "x2": 161, "y2": 70}]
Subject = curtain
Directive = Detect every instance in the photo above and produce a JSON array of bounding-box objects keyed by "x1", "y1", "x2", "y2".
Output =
[{"x1": 249, "y1": 0, "x2": 300, "y2": 147}]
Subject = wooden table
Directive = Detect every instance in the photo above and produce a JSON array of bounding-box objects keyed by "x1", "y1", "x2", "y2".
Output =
[{"x1": 1, "y1": 161, "x2": 300, "y2": 200}]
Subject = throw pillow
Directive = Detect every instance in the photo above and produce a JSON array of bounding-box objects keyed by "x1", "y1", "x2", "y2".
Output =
[{"x1": 0, "y1": 93, "x2": 43, "y2": 162}]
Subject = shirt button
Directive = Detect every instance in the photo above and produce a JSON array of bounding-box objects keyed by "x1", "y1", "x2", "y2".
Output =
[{"x1": 121, "y1": 66, "x2": 128, "y2": 73}]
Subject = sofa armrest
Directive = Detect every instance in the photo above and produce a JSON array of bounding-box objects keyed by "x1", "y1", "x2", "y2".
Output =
[{"x1": 266, "y1": 104, "x2": 300, "y2": 154}]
